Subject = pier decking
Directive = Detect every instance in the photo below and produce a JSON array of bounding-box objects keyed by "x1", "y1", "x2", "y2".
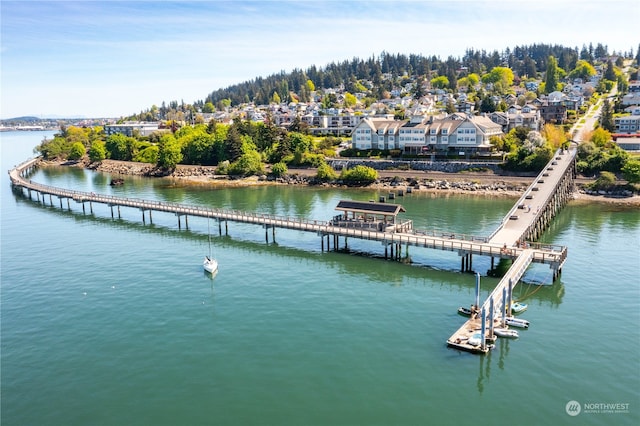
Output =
[{"x1": 9, "y1": 148, "x2": 576, "y2": 354}]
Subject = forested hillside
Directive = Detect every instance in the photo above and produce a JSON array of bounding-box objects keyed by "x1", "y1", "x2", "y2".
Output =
[{"x1": 198, "y1": 43, "x2": 624, "y2": 108}]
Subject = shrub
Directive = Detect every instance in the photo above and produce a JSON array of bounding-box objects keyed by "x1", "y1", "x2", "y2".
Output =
[
  {"x1": 590, "y1": 171, "x2": 616, "y2": 190},
  {"x1": 228, "y1": 150, "x2": 264, "y2": 176},
  {"x1": 134, "y1": 145, "x2": 159, "y2": 164},
  {"x1": 68, "y1": 142, "x2": 86, "y2": 161},
  {"x1": 88, "y1": 141, "x2": 107, "y2": 163},
  {"x1": 340, "y1": 165, "x2": 378, "y2": 186},
  {"x1": 270, "y1": 162, "x2": 288, "y2": 177},
  {"x1": 316, "y1": 163, "x2": 338, "y2": 182}
]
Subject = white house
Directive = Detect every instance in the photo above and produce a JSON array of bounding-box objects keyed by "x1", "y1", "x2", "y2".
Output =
[
  {"x1": 614, "y1": 115, "x2": 640, "y2": 134},
  {"x1": 352, "y1": 113, "x2": 503, "y2": 154},
  {"x1": 352, "y1": 118, "x2": 404, "y2": 150}
]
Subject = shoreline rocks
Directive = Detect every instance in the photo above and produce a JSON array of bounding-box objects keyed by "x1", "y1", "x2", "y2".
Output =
[{"x1": 42, "y1": 158, "x2": 640, "y2": 206}]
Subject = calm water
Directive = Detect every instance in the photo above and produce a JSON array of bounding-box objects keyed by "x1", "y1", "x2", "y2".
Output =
[{"x1": 2, "y1": 131, "x2": 639, "y2": 426}]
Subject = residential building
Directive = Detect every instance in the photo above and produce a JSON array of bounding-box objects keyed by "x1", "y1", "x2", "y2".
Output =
[
  {"x1": 104, "y1": 122, "x2": 161, "y2": 137},
  {"x1": 352, "y1": 117, "x2": 404, "y2": 150},
  {"x1": 352, "y1": 113, "x2": 503, "y2": 155},
  {"x1": 613, "y1": 135, "x2": 640, "y2": 151},
  {"x1": 539, "y1": 102, "x2": 567, "y2": 124},
  {"x1": 614, "y1": 115, "x2": 640, "y2": 134},
  {"x1": 490, "y1": 104, "x2": 541, "y2": 132},
  {"x1": 621, "y1": 92, "x2": 640, "y2": 107}
]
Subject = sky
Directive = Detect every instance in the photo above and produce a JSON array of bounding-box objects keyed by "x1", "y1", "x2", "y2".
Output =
[{"x1": 1, "y1": 0, "x2": 638, "y2": 119}]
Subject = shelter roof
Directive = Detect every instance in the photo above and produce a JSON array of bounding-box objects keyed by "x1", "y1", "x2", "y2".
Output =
[{"x1": 335, "y1": 200, "x2": 406, "y2": 216}]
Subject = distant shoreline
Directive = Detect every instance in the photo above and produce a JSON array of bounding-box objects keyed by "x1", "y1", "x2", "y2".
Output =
[{"x1": 43, "y1": 159, "x2": 640, "y2": 207}]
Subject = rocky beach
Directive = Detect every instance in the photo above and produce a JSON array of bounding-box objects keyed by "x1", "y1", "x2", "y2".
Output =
[{"x1": 47, "y1": 158, "x2": 640, "y2": 207}]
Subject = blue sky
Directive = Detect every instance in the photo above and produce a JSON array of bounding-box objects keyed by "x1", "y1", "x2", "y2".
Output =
[{"x1": 1, "y1": 0, "x2": 638, "y2": 119}]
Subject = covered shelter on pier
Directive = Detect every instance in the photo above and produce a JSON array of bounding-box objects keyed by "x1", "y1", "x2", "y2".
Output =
[{"x1": 331, "y1": 200, "x2": 409, "y2": 232}]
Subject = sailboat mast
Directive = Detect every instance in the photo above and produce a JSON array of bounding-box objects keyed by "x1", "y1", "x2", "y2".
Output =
[{"x1": 207, "y1": 217, "x2": 212, "y2": 258}]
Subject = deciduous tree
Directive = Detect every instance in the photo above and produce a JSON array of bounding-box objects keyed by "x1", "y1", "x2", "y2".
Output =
[
  {"x1": 430, "y1": 76, "x2": 449, "y2": 90},
  {"x1": 68, "y1": 142, "x2": 85, "y2": 160},
  {"x1": 481, "y1": 67, "x2": 514, "y2": 94},
  {"x1": 568, "y1": 60, "x2": 596, "y2": 81},
  {"x1": 88, "y1": 141, "x2": 106, "y2": 162},
  {"x1": 157, "y1": 134, "x2": 182, "y2": 170}
]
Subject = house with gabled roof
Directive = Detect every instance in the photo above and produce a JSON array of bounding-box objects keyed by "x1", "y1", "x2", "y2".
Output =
[
  {"x1": 490, "y1": 104, "x2": 541, "y2": 132},
  {"x1": 352, "y1": 112, "x2": 503, "y2": 155},
  {"x1": 398, "y1": 116, "x2": 429, "y2": 153},
  {"x1": 352, "y1": 117, "x2": 405, "y2": 150}
]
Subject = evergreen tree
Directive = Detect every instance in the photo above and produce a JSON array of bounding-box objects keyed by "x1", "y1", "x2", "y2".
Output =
[
  {"x1": 224, "y1": 126, "x2": 243, "y2": 162},
  {"x1": 594, "y1": 43, "x2": 608, "y2": 59},
  {"x1": 599, "y1": 99, "x2": 615, "y2": 132},
  {"x1": 480, "y1": 95, "x2": 496, "y2": 113},
  {"x1": 604, "y1": 60, "x2": 616, "y2": 81},
  {"x1": 544, "y1": 56, "x2": 559, "y2": 94},
  {"x1": 523, "y1": 56, "x2": 537, "y2": 78}
]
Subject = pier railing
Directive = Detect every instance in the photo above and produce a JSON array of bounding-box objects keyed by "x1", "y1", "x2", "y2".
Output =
[{"x1": 9, "y1": 157, "x2": 567, "y2": 267}]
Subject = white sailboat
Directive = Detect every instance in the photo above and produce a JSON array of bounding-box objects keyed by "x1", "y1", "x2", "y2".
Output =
[{"x1": 203, "y1": 218, "x2": 218, "y2": 274}]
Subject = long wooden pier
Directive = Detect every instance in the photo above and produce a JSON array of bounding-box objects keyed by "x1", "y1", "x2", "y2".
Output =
[
  {"x1": 9, "y1": 149, "x2": 576, "y2": 354},
  {"x1": 447, "y1": 148, "x2": 577, "y2": 353}
]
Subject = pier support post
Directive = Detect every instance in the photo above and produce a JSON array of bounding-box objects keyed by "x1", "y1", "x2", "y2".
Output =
[
  {"x1": 461, "y1": 252, "x2": 471, "y2": 272},
  {"x1": 480, "y1": 308, "x2": 486, "y2": 352},
  {"x1": 489, "y1": 298, "x2": 495, "y2": 338},
  {"x1": 474, "y1": 272, "x2": 480, "y2": 312},
  {"x1": 501, "y1": 287, "x2": 507, "y2": 327}
]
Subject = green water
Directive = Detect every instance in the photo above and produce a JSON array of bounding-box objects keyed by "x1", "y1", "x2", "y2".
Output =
[{"x1": 2, "y1": 131, "x2": 639, "y2": 425}]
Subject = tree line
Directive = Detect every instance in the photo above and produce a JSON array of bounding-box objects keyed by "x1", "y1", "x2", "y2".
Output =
[
  {"x1": 124, "y1": 42, "x2": 639, "y2": 123},
  {"x1": 34, "y1": 117, "x2": 640, "y2": 187}
]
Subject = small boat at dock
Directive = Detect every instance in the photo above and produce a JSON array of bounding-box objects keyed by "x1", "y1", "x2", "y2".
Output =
[
  {"x1": 458, "y1": 306, "x2": 472, "y2": 316},
  {"x1": 493, "y1": 327, "x2": 519, "y2": 338},
  {"x1": 510, "y1": 302, "x2": 528, "y2": 313},
  {"x1": 467, "y1": 332, "x2": 483, "y2": 346},
  {"x1": 505, "y1": 317, "x2": 530, "y2": 329}
]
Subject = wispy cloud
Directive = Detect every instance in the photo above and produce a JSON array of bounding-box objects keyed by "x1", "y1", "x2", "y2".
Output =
[{"x1": 1, "y1": 0, "x2": 638, "y2": 118}]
